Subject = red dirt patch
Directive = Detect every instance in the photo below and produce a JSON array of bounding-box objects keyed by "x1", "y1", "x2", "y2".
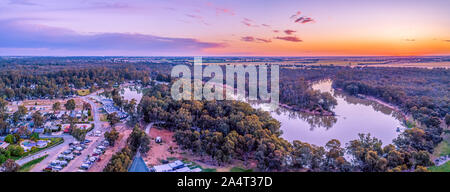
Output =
[{"x1": 143, "y1": 127, "x2": 181, "y2": 166}]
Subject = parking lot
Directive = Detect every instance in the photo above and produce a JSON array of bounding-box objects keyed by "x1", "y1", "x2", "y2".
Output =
[{"x1": 43, "y1": 134, "x2": 110, "y2": 172}]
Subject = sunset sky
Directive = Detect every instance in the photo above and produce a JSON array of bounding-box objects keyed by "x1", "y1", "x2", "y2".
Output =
[{"x1": 0, "y1": 0, "x2": 449, "y2": 56}]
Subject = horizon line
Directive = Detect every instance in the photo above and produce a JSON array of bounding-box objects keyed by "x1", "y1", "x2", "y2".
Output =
[{"x1": 1, "y1": 55, "x2": 450, "y2": 58}]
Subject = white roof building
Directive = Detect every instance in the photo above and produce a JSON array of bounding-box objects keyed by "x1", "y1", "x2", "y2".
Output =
[
  {"x1": 153, "y1": 164, "x2": 173, "y2": 172},
  {"x1": 174, "y1": 167, "x2": 191, "y2": 172}
]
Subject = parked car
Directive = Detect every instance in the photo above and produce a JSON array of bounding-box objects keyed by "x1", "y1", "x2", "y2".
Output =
[
  {"x1": 43, "y1": 166, "x2": 53, "y2": 172},
  {"x1": 64, "y1": 155, "x2": 74, "y2": 161},
  {"x1": 97, "y1": 146, "x2": 106, "y2": 150},
  {"x1": 52, "y1": 165, "x2": 63, "y2": 171},
  {"x1": 89, "y1": 157, "x2": 97, "y2": 162},
  {"x1": 50, "y1": 160, "x2": 59, "y2": 166},
  {"x1": 59, "y1": 161, "x2": 68, "y2": 167},
  {"x1": 80, "y1": 163, "x2": 90, "y2": 170}
]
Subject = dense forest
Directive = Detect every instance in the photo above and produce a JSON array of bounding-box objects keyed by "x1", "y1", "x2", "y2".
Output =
[
  {"x1": 138, "y1": 83, "x2": 436, "y2": 172},
  {"x1": 0, "y1": 57, "x2": 174, "y2": 100},
  {"x1": 332, "y1": 67, "x2": 449, "y2": 153},
  {"x1": 103, "y1": 125, "x2": 150, "y2": 172}
]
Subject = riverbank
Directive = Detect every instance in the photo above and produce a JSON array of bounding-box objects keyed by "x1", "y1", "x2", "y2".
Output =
[
  {"x1": 357, "y1": 94, "x2": 408, "y2": 119},
  {"x1": 279, "y1": 104, "x2": 334, "y2": 116}
]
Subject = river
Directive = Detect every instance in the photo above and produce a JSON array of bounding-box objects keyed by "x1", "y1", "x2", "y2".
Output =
[
  {"x1": 253, "y1": 80, "x2": 406, "y2": 146},
  {"x1": 125, "y1": 80, "x2": 405, "y2": 146}
]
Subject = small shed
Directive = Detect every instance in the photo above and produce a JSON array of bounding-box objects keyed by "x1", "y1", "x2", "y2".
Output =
[{"x1": 155, "y1": 136, "x2": 162, "y2": 143}]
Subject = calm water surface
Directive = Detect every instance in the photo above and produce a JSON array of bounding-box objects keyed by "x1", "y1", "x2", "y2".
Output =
[
  {"x1": 126, "y1": 81, "x2": 405, "y2": 146},
  {"x1": 120, "y1": 86, "x2": 143, "y2": 104},
  {"x1": 253, "y1": 80, "x2": 405, "y2": 146}
]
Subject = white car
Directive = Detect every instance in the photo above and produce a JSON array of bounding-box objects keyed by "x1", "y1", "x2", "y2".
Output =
[
  {"x1": 65, "y1": 155, "x2": 74, "y2": 160},
  {"x1": 50, "y1": 160, "x2": 60, "y2": 166},
  {"x1": 80, "y1": 163, "x2": 90, "y2": 170},
  {"x1": 97, "y1": 146, "x2": 106, "y2": 150},
  {"x1": 59, "y1": 161, "x2": 68, "y2": 167},
  {"x1": 52, "y1": 165, "x2": 63, "y2": 171},
  {"x1": 89, "y1": 157, "x2": 97, "y2": 162}
]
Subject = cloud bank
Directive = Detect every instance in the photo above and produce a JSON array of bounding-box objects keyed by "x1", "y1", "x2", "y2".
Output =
[{"x1": 0, "y1": 20, "x2": 224, "y2": 55}]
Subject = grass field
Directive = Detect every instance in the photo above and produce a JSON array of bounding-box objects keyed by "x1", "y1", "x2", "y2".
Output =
[
  {"x1": 100, "y1": 114, "x2": 108, "y2": 122},
  {"x1": 429, "y1": 161, "x2": 450, "y2": 172},
  {"x1": 19, "y1": 155, "x2": 48, "y2": 172},
  {"x1": 77, "y1": 89, "x2": 90, "y2": 96},
  {"x1": 433, "y1": 141, "x2": 450, "y2": 157},
  {"x1": 182, "y1": 160, "x2": 217, "y2": 172},
  {"x1": 230, "y1": 167, "x2": 253, "y2": 172}
]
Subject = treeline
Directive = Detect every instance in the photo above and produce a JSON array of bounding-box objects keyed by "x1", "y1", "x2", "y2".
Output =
[
  {"x1": 0, "y1": 67, "x2": 150, "y2": 100},
  {"x1": 138, "y1": 83, "x2": 434, "y2": 171},
  {"x1": 0, "y1": 57, "x2": 177, "y2": 101},
  {"x1": 103, "y1": 125, "x2": 150, "y2": 172},
  {"x1": 280, "y1": 78, "x2": 337, "y2": 114},
  {"x1": 279, "y1": 67, "x2": 339, "y2": 113}
]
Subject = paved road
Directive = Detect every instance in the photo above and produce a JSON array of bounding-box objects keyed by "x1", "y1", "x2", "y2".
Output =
[
  {"x1": 62, "y1": 95, "x2": 109, "y2": 172},
  {"x1": 25, "y1": 92, "x2": 105, "y2": 172},
  {"x1": 13, "y1": 90, "x2": 114, "y2": 172},
  {"x1": 28, "y1": 135, "x2": 75, "y2": 172},
  {"x1": 145, "y1": 123, "x2": 153, "y2": 135}
]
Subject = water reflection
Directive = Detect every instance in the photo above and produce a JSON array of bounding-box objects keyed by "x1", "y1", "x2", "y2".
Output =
[
  {"x1": 272, "y1": 107, "x2": 337, "y2": 131},
  {"x1": 120, "y1": 85, "x2": 143, "y2": 104},
  {"x1": 253, "y1": 79, "x2": 405, "y2": 146}
]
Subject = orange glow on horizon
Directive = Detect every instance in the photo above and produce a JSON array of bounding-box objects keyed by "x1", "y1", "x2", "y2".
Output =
[{"x1": 204, "y1": 37, "x2": 450, "y2": 56}]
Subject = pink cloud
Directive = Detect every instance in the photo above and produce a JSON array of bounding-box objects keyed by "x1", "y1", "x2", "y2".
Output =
[
  {"x1": 290, "y1": 11, "x2": 315, "y2": 24},
  {"x1": 185, "y1": 14, "x2": 210, "y2": 25},
  {"x1": 216, "y1": 8, "x2": 235, "y2": 16},
  {"x1": 275, "y1": 36, "x2": 303, "y2": 42},
  {"x1": 206, "y1": 2, "x2": 235, "y2": 16},
  {"x1": 294, "y1": 16, "x2": 315, "y2": 24},
  {"x1": 290, "y1": 11, "x2": 302, "y2": 19},
  {"x1": 241, "y1": 36, "x2": 271, "y2": 43},
  {"x1": 241, "y1": 18, "x2": 258, "y2": 27},
  {"x1": 256, "y1": 38, "x2": 271, "y2": 43},
  {"x1": 241, "y1": 36, "x2": 255, "y2": 42},
  {"x1": 284, "y1": 29, "x2": 296, "y2": 35}
]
